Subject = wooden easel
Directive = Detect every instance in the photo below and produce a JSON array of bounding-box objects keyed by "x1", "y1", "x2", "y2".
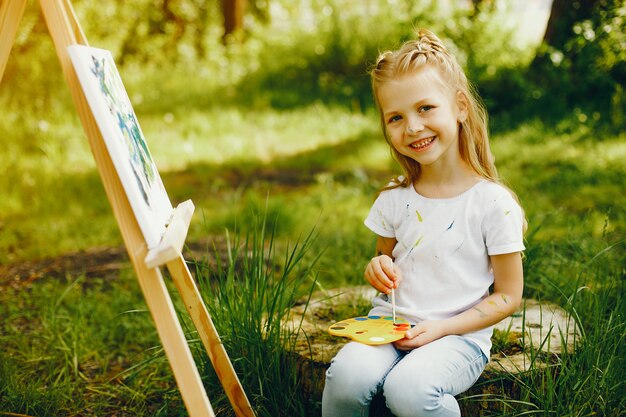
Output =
[{"x1": 0, "y1": 1, "x2": 255, "y2": 416}]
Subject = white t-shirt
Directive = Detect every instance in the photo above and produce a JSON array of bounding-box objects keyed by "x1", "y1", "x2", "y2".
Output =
[{"x1": 364, "y1": 180, "x2": 525, "y2": 357}]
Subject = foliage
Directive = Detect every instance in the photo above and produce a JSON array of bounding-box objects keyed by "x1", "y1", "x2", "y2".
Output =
[
  {"x1": 523, "y1": 0, "x2": 625, "y2": 132},
  {"x1": 189, "y1": 209, "x2": 321, "y2": 416},
  {"x1": 2, "y1": 1, "x2": 540, "y2": 112},
  {"x1": 229, "y1": 1, "x2": 540, "y2": 110},
  {"x1": 4, "y1": 0, "x2": 624, "y2": 133}
]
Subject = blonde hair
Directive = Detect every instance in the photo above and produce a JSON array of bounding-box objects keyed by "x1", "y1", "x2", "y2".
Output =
[{"x1": 371, "y1": 29, "x2": 497, "y2": 189}]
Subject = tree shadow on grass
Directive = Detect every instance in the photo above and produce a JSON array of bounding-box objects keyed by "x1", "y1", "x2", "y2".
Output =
[{"x1": 161, "y1": 129, "x2": 388, "y2": 201}]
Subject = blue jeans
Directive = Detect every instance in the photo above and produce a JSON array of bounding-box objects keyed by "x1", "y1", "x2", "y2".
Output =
[{"x1": 321, "y1": 335, "x2": 487, "y2": 417}]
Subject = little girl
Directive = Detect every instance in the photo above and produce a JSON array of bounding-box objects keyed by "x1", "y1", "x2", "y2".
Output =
[{"x1": 322, "y1": 29, "x2": 526, "y2": 417}]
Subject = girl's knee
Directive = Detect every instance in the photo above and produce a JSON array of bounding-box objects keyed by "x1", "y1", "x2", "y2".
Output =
[
  {"x1": 325, "y1": 342, "x2": 398, "y2": 393},
  {"x1": 323, "y1": 343, "x2": 399, "y2": 414},
  {"x1": 322, "y1": 358, "x2": 381, "y2": 415},
  {"x1": 383, "y1": 368, "x2": 458, "y2": 417},
  {"x1": 383, "y1": 370, "x2": 432, "y2": 414},
  {"x1": 324, "y1": 355, "x2": 381, "y2": 399}
]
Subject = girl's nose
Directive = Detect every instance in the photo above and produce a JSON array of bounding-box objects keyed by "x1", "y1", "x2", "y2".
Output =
[{"x1": 406, "y1": 123, "x2": 423, "y2": 135}]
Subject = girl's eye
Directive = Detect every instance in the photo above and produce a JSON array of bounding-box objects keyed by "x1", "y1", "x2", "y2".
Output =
[
  {"x1": 388, "y1": 115, "x2": 402, "y2": 124},
  {"x1": 419, "y1": 105, "x2": 434, "y2": 113}
]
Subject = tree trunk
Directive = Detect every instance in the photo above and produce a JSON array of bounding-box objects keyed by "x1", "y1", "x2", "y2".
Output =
[
  {"x1": 221, "y1": 0, "x2": 247, "y2": 42},
  {"x1": 541, "y1": 0, "x2": 599, "y2": 49},
  {"x1": 542, "y1": 0, "x2": 567, "y2": 48}
]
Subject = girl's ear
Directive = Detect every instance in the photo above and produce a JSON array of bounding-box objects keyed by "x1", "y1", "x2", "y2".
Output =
[{"x1": 456, "y1": 91, "x2": 469, "y2": 123}]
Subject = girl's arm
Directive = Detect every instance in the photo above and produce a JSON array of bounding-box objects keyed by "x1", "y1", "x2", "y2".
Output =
[
  {"x1": 395, "y1": 251, "x2": 523, "y2": 350},
  {"x1": 364, "y1": 235, "x2": 401, "y2": 294}
]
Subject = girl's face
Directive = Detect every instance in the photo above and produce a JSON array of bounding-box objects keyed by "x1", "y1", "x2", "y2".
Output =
[{"x1": 377, "y1": 66, "x2": 467, "y2": 172}]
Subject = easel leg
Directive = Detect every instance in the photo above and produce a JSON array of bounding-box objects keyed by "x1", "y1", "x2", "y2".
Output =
[
  {"x1": 0, "y1": 0, "x2": 28, "y2": 84},
  {"x1": 167, "y1": 254, "x2": 256, "y2": 417},
  {"x1": 134, "y1": 258, "x2": 216, "y2": 417}
]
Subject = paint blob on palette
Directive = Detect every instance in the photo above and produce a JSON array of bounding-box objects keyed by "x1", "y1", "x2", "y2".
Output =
[{"x1": 328, "y1": 316, "x2": 411, "y2": 345}]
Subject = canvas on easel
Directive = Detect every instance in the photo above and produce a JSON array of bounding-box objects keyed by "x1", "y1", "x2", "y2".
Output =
[
  {"x1": 68, "y1": 45, "x2": 172, "y2": 248},
  {"x1": 0, "y1": 1, "x2": 255, "y2": 416}
]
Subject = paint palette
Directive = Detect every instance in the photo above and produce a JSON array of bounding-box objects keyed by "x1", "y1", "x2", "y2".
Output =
[{"x1": 328, "y1": 316, "x2": 411, "y2": 345}]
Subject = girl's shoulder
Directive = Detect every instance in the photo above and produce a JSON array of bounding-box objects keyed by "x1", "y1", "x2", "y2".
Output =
[
  {"x1": 472, "y1": 181, "x2": 525, "y2": 227},
  {"x1": 473, "y1": 180, "x2": 519, "y2": 203},
  {"x1": 378, "y1": 183, "x2": 414, "y2": 202}
]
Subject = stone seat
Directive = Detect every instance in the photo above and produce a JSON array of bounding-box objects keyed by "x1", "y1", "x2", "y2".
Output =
[{"x1": 287, "y1": 286, "x2": 578, "y2": 415}]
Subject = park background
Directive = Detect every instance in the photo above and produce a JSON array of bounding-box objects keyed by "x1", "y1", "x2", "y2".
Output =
[{"x1": 0, "y1": 0, "x2": 624, "y2": 416}]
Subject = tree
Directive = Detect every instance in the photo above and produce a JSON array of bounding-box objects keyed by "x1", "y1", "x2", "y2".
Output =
[{"x1": 221, "y1": 0, "x2": 247, "y2": 43}]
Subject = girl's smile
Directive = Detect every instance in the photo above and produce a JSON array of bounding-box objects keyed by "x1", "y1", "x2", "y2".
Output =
[{"x1": 408, "y1": 135, "x2": 436, "y2": 151}]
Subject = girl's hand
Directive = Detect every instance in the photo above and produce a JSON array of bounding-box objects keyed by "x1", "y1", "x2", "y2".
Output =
[
  {"x1": 393, "y1": 320, "x2": 447, "y2": 351},
  {"x1": 364, "y1": 254, "x2": 401, "y2": 294}
]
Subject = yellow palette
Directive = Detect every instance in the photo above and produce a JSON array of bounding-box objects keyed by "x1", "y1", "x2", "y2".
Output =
[{"x1": 328, "y1": 315, "x2": 411, "y2": 345}]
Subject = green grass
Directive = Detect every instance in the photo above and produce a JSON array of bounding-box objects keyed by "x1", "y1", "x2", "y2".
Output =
[
  {"x1": 0, "y1": 269, "x2": 182, "y2": 416},
  {"x1": 484, "y1": 250, "x2": 625, "y2": 416},
  {"x1": 0, "y1": 97, "x2": 381, "y2": 264},
  {"x1": 188, "y1": 209, "x2": 321, "y2": 416}
]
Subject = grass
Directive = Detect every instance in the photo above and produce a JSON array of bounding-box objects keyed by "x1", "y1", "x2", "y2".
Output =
[
  {"x1": 189, "y1": 209, "x2": 322, "y2": 416},
  {"x1": 484, "y1": 253, "x2": 626, "y2": 417},
  {"x1": 0, "y1": 270, "x2": 179, "y2": 416},
  {"x1": 0, "y1": 98, "x2": 381, "y2": 264}
]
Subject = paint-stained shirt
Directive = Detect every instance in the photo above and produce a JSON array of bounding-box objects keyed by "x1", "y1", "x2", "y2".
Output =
[{"x1": 364, "y1": 179, "x2": 525, "y2": 358}]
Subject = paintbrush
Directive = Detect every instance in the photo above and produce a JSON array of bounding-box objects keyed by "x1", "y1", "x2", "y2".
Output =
[{"x1": 391, "y1": 288, "x2": 396, "y2": 324}]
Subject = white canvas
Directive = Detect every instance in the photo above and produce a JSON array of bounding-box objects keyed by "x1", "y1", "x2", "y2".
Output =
[{"x1": 68, "y1": 45, "x2": 173, "y2": 248}]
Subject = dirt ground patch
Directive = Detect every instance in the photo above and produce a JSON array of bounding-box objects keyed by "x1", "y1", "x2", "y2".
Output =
[
  {"x1": 0, "y1": 238, "x2": 230, "y2": 291},
  {"x1": 0, "y1": 246, "x2": 130, "y2": 291}
]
